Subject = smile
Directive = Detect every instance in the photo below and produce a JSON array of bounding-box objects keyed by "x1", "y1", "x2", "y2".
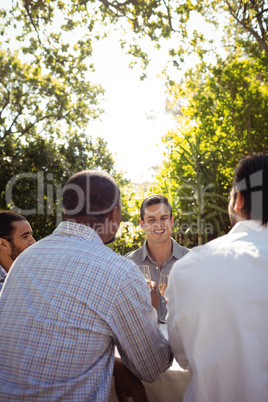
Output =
[{"x1": 153, "y1": 229, "x2": 166, "y2": 234}]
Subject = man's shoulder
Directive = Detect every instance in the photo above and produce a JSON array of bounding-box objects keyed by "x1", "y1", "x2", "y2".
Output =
[
  {"x1": 103, "y1": 246, "x2": 139, "y2": 274},
  {"x1": 124, "y1": 246, "x2": 142, "y2": 259},
  {"x1": 171, "y1": 230, "x2": 243, "y2": 271},
  {"x1": 124, "y1": 246, "x2": 144, "y2": 264},
  {"x1": 171, "y1": 238, "x2": 190, "y2": 259}
]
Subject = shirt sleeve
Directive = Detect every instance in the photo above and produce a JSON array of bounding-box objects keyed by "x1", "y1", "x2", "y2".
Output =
[{"x1": 110, "y1": 265, "x2": 173, "y2": 383}]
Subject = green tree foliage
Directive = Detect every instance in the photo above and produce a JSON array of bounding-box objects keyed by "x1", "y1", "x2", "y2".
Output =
[
  {"x1": 110, "y1": 221, "x2": 146, "y2": 255},
  {"x1": 1, "y1": 132, "x2": 127, "y2": 240},
  {"x1": 0, "y1": 1, "x2": 131, "y2": 241},
  {"x1": 1, "y1": 0, "x2": 267, "y2": 250},
  {"x1": 0, "y1": 39, "x2": 102, "y2": 141},
  {"x1": 152, "y1": 133, "x2": 229, "y2": 246},
  {"x1": 146, "y1": 1, "x2": 267, "y2": 246},
  {"x1": 223, "y1": 0, "x2": 268, "y2": 56},
  {"x1": 99, "y1": 0, "x2": 268, "y2": 63},
  {"x1": 169, "y1": 54, "x2": 268, "y2": 167},
  {"x1": 154, "y1": 54, "x2": 268, "y2": 245},
  {"x1": 4, "y1": 1, "x2": 267, "y2": 76}
]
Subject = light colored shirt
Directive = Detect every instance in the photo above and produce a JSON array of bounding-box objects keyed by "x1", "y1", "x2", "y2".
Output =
[
  {"x1": 0, "y1": 264, "x2": 7, "y2": 291},
  {"x1": 0, "y1": 221, "x2": 172, "y2": 401},
  {"x1": 166, "y1": 220, "x2": 268, "y2": 402},
  {"x1": 125, "y1": 238, "x2": 189, "y2": 322}
]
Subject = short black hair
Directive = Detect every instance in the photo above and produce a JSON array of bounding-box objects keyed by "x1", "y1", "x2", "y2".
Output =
[
  {"x1": 62, "y1": 170, "x2": 120, "y2": 226},
  {"x1": 0, "y1": 211, "x2": 27, "y2": 240},
  {"x1": 140, "y1": 194, "x2": 172, "y2": 221},
  {"x1": 233, "y1": 153, "x2": 268, "y2": 225}
]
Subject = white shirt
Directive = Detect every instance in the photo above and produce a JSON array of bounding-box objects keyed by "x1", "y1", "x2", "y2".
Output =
[{"x1": 166, "y1": 220, "x2": 268, "y2": 402}]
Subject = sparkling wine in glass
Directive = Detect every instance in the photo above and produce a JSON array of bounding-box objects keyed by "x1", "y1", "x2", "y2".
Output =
[
  {"x1": 158, "y1": 271, "x2": 169, "y2": 323},
  {"x1": 138, "y1": 265, "x2": 151, "y2": 286},
  {"x1": 158, "y1": 272, "x2": 168, "y2": 297}
]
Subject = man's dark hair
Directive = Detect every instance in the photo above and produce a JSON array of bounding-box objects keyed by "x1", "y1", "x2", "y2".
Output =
[
  {"x1": 140, "y1": 194, "x2": 172, "y2": 221},
  {"x1": 233, "y1": 153, "x2": 268, "y2": 225},
  {"x1": 62, "y1": 170, "x2": 120, "y2": 227},
  {"x1": 0, "y1": 211, "x2": 27, "y2": 240}
]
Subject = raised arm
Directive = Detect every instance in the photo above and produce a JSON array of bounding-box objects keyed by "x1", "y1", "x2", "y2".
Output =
[{"x1": 110, "y1": 266, "x2": 173, "y2": 383}]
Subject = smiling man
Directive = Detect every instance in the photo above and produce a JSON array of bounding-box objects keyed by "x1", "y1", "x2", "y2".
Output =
[
  {"x1": 0, "y1": 210, "x2": 35, "y2": 290},
  {"x1": 125, "y1": 194, "x2": 189, "y2": 322}
]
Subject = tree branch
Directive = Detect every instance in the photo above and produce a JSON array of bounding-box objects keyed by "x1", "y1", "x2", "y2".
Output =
[
  {"x1": 0, "y1": 91, "x2": 10, "y2": 118},
  {"x1": 23, "y1": 0, "x2": 42, "y2": 43},
  {"x1": 162, "y1": 0, "x2": 173, "y2": 31},
  {"x1": 225, "y1": 0, "x2": 268, "y2": 56},
  {"x1": 4, "y1": 108, "x2": 23, "y2": 138},
  {"x1": 3, "y1": 108, "x2": 71, "y2": 138},
  {"x1": 99, "y1": 0, "x2": 137, "y2": 21}
]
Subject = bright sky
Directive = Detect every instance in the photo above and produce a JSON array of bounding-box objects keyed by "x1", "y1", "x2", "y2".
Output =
[
  {"x1": 87, "y1": 37, "x2": 178, "y2": 183},
  {"x1": 87, "y1": 13, "x2": 221, "y2": 183}
]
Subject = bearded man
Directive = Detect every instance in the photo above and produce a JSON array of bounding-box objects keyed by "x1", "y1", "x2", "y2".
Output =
[{"x1": 0, "y1": 210, "x2": 35, "y2": 290}]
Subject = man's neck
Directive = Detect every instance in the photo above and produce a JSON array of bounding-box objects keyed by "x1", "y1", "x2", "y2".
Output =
[{"x1": 147, "y1": 238, "x2": 173, "y2": 268}]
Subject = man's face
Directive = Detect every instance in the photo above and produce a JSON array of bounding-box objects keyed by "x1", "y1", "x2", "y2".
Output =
[
  {"x1": 140, "y1": 203, "x2": 173, "y2": 244},
  {"x1": 8, "y1": 220, "x2": 35, "y2": 261}
]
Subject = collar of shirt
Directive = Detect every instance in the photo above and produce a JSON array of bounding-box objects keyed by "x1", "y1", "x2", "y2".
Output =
[
  {"x1": 0, "y1": 264, "x2": 7, "y2": 287},
  {"x1": 229, "y1": 220, "x2": 264, "y2": 235},
  {"x1": 141, "y1": 237, "x2": 187, "y2": 261},
  {"x1": 53, "y1": 221, "x2": 103, "y2": 245},
  {"x1": 139, "y1": 238, "x2": 186, "y2": 264}
]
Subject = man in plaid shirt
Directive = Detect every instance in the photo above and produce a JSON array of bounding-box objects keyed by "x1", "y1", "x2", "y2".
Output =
[{"x1": 0, "y1": 170, "x2": 172, "y2": 401}]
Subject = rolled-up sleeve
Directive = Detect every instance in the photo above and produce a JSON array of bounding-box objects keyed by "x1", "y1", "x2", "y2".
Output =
[{"x1": 110, "y1": 266, "x2": 173, "y2": 382}]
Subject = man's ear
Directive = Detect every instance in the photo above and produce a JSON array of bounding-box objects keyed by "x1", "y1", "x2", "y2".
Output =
[
  {"x1": 233, "y1": 190, "x2": 245, "y2": 213},
  {"x1": 111, "y1": 206, "x2": 118, "y2": 222},
  {"x1": 0, "y1": 238, "x2": 9, "y2": 251},
  {"x1": 171, "y1": 216, "x2": 174, "y2": 227},
  {"x1": 140, "y1": 219, "x2": 145, "y2": 230},
  {"x1": 110, "y1": 205, "x2": 121, "y2": 224}
]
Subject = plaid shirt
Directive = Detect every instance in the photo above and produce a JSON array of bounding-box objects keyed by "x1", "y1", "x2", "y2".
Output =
[
  {"x1": 0, "y1": 264, "x2": 7, "y2": 291},
  {"x1": 0, "y1": 221, "x2": 172, "y2": 401}
]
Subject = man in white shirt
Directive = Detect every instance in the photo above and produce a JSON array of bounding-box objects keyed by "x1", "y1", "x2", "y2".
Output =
[
  {"x1": 166, "y1": 153, "x2": 268, "y2": 402},
  {"x1": 0, "y1": 210, "x2": 35, "y2": 290}
]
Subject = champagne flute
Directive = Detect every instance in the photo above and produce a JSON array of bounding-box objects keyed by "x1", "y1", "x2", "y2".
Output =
[
  {"x1": 158, "y1": 271, "x2": 168, "y2": 297},
  {"x1": 158, "y1": 271, "x2": 169, "y2": 323},
  {"x1": 138, "y1": 265, "x2": 151, "y2": 286}
]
